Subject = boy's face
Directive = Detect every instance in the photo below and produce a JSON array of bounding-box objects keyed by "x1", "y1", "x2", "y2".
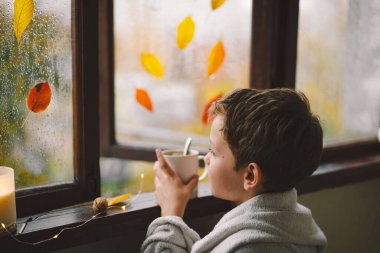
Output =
[{"x1": 205, "y1": 115, "x2": 246, "y2": 203}]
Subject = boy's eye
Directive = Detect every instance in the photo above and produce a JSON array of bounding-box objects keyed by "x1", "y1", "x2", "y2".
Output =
[{"x1": 208, "y1": 148, "x2": 216, "y2": 156}]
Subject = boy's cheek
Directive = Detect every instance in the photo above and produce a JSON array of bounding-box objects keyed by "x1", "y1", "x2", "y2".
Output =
[{"x1": 207, "y1": 164, "x2": 215, "y2": 179}]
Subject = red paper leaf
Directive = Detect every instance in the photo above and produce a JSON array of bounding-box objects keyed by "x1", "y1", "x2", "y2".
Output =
[
  {"x1": 202, "y1": 94, "x2": 223, "y2": 125},
  {"x1": 26, "y1": 82, "x2": 52, "y2": 113}
]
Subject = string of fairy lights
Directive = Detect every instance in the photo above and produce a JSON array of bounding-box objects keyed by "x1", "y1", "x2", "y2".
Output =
[{"x1": 1, "y1": 174, "x2": 144, "y2": 245}]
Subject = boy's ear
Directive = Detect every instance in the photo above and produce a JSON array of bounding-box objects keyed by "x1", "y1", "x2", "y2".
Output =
[{"x1": 243, "y1": 163, "x2": 262, "y2": 192}]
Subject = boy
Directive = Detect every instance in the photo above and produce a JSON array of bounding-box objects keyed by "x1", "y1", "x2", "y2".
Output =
[{"x1": 141, "y1": 88, "x2": 327, "y2": 253}]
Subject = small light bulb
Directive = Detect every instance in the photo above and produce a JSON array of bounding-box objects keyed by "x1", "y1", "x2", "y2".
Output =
[
  {"x1": 1, "y1": 223, "x2": 5, "y2": 229},
  {"x1": 53, "y1": 234, "x2": 59, "y2": 239},
  {"x1": 92, "y1": 215, "x2": 96, "y2": 218}
]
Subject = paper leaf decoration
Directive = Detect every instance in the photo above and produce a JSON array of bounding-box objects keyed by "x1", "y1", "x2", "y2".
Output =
[
  {"x1": 136, "y1": 88, "x2": 153, "y2": 112},
  {"x1": 107, "y1": 193, "x2": 132, "y2": 206},
  {"x1": 26, "y1": 82, "x2": 52, "y2": 113},
  {"x1": 211, "y1": 0, "x2": 226, "y2": 10},
  {"x1": 141, "y1": 53, "x2": 164, "y2": 79},
  {"x1": 177, "y1": 16, "x2": 195, "y2": 50},
  {"x1": 14, "y1": 0, "x2": 34, "y2": 44},
  {"x1": 202, "y1": 94, "x2": 223, "y2": 125},
  {"x1": 207, "y1": 41, "x2": 225, "y2": 78}
]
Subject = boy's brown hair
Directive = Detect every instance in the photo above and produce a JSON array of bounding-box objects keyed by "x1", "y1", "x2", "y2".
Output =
[{"x1": 210, "y1": 88, "x2": 323, "y2": 193}]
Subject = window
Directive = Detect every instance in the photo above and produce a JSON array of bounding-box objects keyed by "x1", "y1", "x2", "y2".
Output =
[
  {"x1": 99, "y1": 0, "x2": 299, "y2": 196},
  {"x1": 0, "y1": 0, "x2": 100, "y2": 216},
  {"x1": 113, "y1": 0, "x2": 252, "y2": 151},
  {"x1": 0, "y1": 0, "x2": 73, "y2": 189},
  {"x1": 100, "y1": 0, "x2": 380, "y2": 197},
  {"x1": 297, "y1": 0, "x2": 380, "y2": 144},
  {"x1": 100, "y1": 0, "x2": 255, "y2": 196}
]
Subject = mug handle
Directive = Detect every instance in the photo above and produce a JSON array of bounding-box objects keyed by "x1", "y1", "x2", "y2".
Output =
[{"x1": 197, "y1": 155, "x2": 208, "y2": 181}]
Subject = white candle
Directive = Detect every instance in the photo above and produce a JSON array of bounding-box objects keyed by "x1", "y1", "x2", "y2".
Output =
[{"x1": 0, "y1": 167, "x2": 17, "y2": 230}]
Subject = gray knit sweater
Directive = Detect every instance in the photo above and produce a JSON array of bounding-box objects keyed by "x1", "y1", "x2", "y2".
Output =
[{"x1": 141, "y1": 189, "x2": 327, "y2": 253}]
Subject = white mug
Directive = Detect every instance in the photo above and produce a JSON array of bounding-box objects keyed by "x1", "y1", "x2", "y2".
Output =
[{"x1": 162, "y1": 149, "x2": 208, "y2": 198}]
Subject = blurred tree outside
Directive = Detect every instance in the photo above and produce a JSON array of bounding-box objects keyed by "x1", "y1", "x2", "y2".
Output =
[
  {"x1": 297, "y1": 0, "x2": 380, "y2": 143},
  {"x1": 296, "y1": 0, "x2": 348, "y2": 142}
]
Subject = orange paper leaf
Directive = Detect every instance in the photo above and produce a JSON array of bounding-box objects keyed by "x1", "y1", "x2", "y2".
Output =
[
  {"x1": 211, "y1": 0, "x2": 226, "y2": 10},
  {"x1": 26, "y1": 82, "x2": 52, "y2": 113},
  {"x1": 141, "y1": 53, "x2": 164, "y2": 79},
  {"x1": 207, "y1": 41, "x2": 225, "y2": 79},
  {"x1": 177, "y1": 16, "x2": 195, "y2": 50},
  {"x1": 202, "y1": 94, "x2": 223, "y2": 125},
  {"x1": 136, "y1": 88, "x2": 153, "y2": 112}
]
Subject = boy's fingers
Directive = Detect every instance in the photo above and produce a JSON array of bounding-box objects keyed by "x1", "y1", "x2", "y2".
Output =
[
  {"x1": 153, "y1": 161, "x2": 163, "y2": 179},
  {"x1": 155, "y1": 149, "x2": 167, "y2": 167},
  {"x1": 186, "y1": 175, "x2": 199, "y2": 192},
  {"x1": 156, "y1": 149, "x2": 175, "y2": 177}
]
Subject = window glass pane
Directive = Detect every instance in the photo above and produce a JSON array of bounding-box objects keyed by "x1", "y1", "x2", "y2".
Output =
[
  {"x1": 0, "y1": 1, "x2": 73, "y2": 189},
  {"x1": 101, "y1": 158, "x2": 154, "y2": 196},
  {"x1": 100, "y1": 157, "x2": 207, "y2": 196},
  {"x1": 114, "y1": 0, "x2": 252, "y2": 150},
  {"x1": 296, "y1": 0, "x2": 380, "y2": 144}
]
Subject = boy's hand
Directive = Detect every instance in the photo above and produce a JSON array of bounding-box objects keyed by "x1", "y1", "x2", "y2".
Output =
[{"x1": 154, "y1": 149, "x2": 198, "y2": 218}]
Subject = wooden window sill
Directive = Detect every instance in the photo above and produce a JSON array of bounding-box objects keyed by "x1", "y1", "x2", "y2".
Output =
[{"x1": 2, "y1": 153, "x2": 380, "y2": 251}]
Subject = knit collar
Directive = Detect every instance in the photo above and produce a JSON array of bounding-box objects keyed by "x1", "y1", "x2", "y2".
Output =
[{"x1": 215, "y1": 188, "x2": 298, "y2": 228}]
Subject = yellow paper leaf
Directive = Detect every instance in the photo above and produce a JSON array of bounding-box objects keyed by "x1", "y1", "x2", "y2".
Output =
[
  {"x1": 177, "y1": 16, "x2": 195, "y2": 50},
  {"x1": 211, "y1": 0, "x2": 226, "y2": 10},
  {"x1": 141, "y1": 53, "x2": 164, "y2": 79},
  {"x1": 14, "y1": 0, "x2": 34, "y2": 44},
  {"x1": 107, "y1": 193, "x2": 132, "y2": 206},
  {"x1": 136, "y1": 88, "x2": 154, "y2": 112},
  {"x1": 207, "y1": 40, "x2": 225, "y2": 78}
]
